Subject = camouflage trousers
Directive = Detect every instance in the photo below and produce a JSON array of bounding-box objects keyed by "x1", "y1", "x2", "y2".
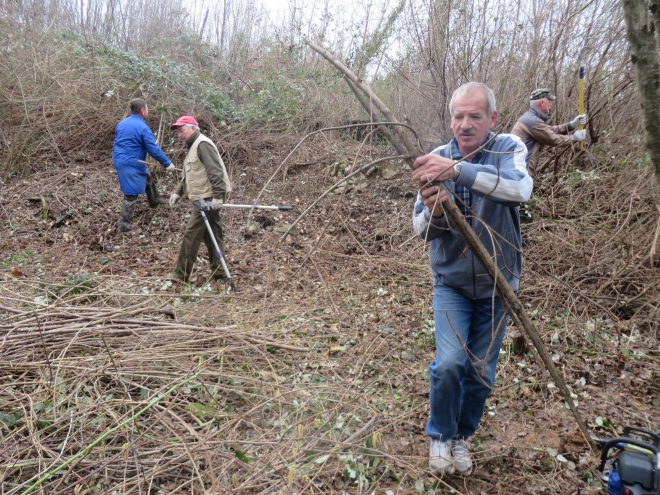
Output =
[
  {"x1": 118, "y1": 175, "x2": 162, "y2": 233},
  {"x1": 175, "y1": 205, "x2": 226, "y2": 281}
]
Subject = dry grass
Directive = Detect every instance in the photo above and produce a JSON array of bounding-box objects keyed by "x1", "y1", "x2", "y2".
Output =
[
  {"x1": 1, "y1": 130, "x2": 659, "y2": 494},
  {"x1": 0, "y1": 0, "x2": 658, "y2": 492}
]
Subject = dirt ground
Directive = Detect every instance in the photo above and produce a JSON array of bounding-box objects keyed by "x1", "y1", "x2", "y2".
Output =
[{"x1": 1, "y1": 135, "x2": 659, "y2": 494}]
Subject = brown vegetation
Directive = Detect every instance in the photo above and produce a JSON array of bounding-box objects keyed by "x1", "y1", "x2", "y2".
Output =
[{"x1": 1, "y1": 0, "x2": 659, "y2": 494}]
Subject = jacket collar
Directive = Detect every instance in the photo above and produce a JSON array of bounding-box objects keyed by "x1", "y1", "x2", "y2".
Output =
[
  {"x1": 186, "y1": 130, "x2": 201, "y2": 147},
  {"x1": 529, "y1": 106, "x2": 550, "y2": 122},
  {"x1": 449, "y1": 132, "x2": 495, "y2": 162}
]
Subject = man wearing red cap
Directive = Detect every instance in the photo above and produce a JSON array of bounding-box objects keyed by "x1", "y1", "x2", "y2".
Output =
[{"x1": 169, "y1": 116, "x2": 232, "y2": 282}]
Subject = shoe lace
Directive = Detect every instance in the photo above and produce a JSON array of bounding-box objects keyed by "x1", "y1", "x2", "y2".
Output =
[
  {"x1": 431, "y1": 439, "x2": 452, "y2": 457},
  {"x1": 452, "y1": 439, "x2": 469, "y2": 457}
]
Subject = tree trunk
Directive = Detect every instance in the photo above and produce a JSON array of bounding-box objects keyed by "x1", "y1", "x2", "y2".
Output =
[{"x1": 622, "y1": 0, "x2": 660, "y2": 183}]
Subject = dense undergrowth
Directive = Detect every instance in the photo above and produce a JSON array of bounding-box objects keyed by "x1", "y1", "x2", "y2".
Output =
[
  {"x1": 1, "y1": 0, "x2": 660, "y2": 493},
  {"x1": 1, "y1": 121, "x2": 659, "y2": 494},
  {"x1": 0, "y1": 26, "x2": 364, "y2": 176}
]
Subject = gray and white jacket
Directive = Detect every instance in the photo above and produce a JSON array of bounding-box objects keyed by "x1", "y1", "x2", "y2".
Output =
[{"x1": 412, "y1": 132, "x2": 532, "y2": 299}]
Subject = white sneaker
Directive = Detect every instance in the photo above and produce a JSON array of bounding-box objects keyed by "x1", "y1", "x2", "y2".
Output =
[
  {"x1": 429, "y1": 439, "x2": 455, "y2": 474},
  {"x1": 452, "y1": 438, "x2": 473, "y2": 475}
]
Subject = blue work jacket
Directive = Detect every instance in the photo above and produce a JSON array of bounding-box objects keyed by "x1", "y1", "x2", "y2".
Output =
[{"x1": 112, "y1": 114, "x2": 171, "y2": 195}]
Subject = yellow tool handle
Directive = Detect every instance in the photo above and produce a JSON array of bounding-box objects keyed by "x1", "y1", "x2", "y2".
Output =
[{"x1": 578, "y1": 69, "x2": 585, "y2": 150}]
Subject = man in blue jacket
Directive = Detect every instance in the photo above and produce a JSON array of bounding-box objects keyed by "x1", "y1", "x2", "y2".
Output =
[
  {"x1": 112, "y1": 98, "x2": 174, "y2": 233},
  {"x1": 412, "y1": 82, "x2": 531, "y2": 476}
]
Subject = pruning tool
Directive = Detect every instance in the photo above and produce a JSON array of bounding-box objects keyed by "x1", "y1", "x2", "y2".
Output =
[
  {"x1": 220, "y1": 204, "x2": 292, "y2": 211},
  {"x1": 192, "y1": 199, "x2": 236, "y2": 292}
]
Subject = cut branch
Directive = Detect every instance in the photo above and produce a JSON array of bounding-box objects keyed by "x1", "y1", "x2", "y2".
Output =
[
  {"x1": 304, "y1": 39, "x2": 421, "y2": 158},
  {"x1": 344, "y1": 76, "x2": 409, "y2": 159}
]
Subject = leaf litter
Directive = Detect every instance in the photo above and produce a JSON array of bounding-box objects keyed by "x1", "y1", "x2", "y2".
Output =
[{"x1": 0, "y1": 133, "x2": 659, "y2": 494}]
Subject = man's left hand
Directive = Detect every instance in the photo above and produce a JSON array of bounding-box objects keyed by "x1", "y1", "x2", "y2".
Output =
[
  {"x1": 412, "y1": 154, "x2": 458, "y2": 186},
  {"x1": 211, "y1": 198, "x2": 223, "y2": 210},
  {"x1": 419, "y1": 184, "x2": 448, "y2": 217},
  {"x1": 573, "y1": 130, "x2": 587, "y2": 142},
  {"x1": 164, "y1": 164, "x2": 175, "y2": 172}
]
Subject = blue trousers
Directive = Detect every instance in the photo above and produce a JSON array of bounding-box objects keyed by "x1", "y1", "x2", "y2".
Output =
[{"x1": 425, "y1": 284, "x2": 509, "y2": 440}]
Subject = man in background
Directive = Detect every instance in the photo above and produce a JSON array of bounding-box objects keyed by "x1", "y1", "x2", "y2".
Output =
[
  {"x1": 168, "y1": 116, "x2": 232, "y2": 282},
  {"x1": 112, "y1": 98, "x2": 174, "y2": 233},
  {"x1": 412, "y1": 82, "x2": 531, "y2": 475},
  {"x1": 511, "y1": 88, "x2": 586, "y2": 175}
]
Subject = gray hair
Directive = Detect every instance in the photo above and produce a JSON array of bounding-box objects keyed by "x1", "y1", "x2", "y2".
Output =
[
  {"x1": 449, "y1": 82, "x2": 496, "y2": 117},
  {"x1": 184, "y1": 123, "x2": 199, "y2": 131}
]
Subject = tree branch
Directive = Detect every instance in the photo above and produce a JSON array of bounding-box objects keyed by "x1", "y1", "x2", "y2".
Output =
[{"x1": 304, "y1": 39, "x2": 422, "y2": 157}]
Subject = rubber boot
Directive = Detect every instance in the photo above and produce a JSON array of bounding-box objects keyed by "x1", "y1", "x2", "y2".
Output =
[
  {"x1": 145, "y1": 175, "x2": 167, "y2": 207},
  {"x1": 118, "y1": 195, "x2": 139, "y2": 232}
]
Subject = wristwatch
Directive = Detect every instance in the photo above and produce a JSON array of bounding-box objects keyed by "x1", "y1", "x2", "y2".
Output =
[{"x1": 453, "y1": 162, "x2": 462, "y2": 179}]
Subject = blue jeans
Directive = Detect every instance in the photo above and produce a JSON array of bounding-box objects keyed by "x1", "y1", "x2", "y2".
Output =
[{"x1": 425, "y1": 284, "x2": 509, "y2": 441}]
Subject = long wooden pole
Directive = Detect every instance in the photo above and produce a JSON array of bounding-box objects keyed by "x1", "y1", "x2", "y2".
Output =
[
  {"x1": 578, "y1": 50, "x2": 586, "y2": 150},
  {"x1": 305, "y1": 40, "x2": 596, "y2": 450}
]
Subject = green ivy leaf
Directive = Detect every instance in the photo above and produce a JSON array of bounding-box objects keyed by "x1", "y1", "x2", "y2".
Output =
[
  {"x1": 0, "y1": 411, "x2": 22, "y2": 428},
  {"x1": 235, "y1": 449, "x2": 249, "y2": 463}
]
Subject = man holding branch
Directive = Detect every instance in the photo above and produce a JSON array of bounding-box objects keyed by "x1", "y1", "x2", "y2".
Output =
[
  {"x1": 511, "y1": 88, "x2": 586, "y2": 175},
  {"x1": 412, "y1": 82, "x2": 531, "y2": 475}
]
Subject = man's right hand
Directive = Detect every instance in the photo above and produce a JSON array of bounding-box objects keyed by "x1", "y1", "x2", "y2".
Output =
[
  {"x1": 573, "y1": 130, "x2": 587, "y2": 142},
  {"x1": 164, "y1": 164, "x2": 175, "y2": 172},
  {"x1": 569, "y1": 114, "x2": 586, "y2": 129},
  {"x1": 169, "y1": 193, "x2": 181, "y2": 207},
  {"x1": 419, "y1": 184, "x2": 448, "y2": 217},
  {"x1": 412, "y1": 154, "x2": 458, "y2": 186}
]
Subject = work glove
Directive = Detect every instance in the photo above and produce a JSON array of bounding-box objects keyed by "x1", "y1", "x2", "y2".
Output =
[
  {"x1": 164, "y1": 164, "x2": 175, "y2": 172},
  {"x1": 573, "y1": 130, "x2": 587, "y2": 142},
  {"x1": 169, "y1": 193, "x2": 181, "y2": 207},
  {"x1": 568, "y1": 114, "x2": 586, "y2": 130},
  {"x1": 211, "y1": 198, "x2": 223, "y2": 210}
]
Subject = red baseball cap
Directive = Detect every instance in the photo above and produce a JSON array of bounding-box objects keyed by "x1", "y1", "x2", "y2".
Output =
[{"x1": 170, "y1": 116, "x2": 198, "y2": 130}]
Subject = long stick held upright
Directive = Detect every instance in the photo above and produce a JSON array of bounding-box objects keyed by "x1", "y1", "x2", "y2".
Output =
[{"x1": 578, "y1": 48, "x2": 587, "y2": 150}]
